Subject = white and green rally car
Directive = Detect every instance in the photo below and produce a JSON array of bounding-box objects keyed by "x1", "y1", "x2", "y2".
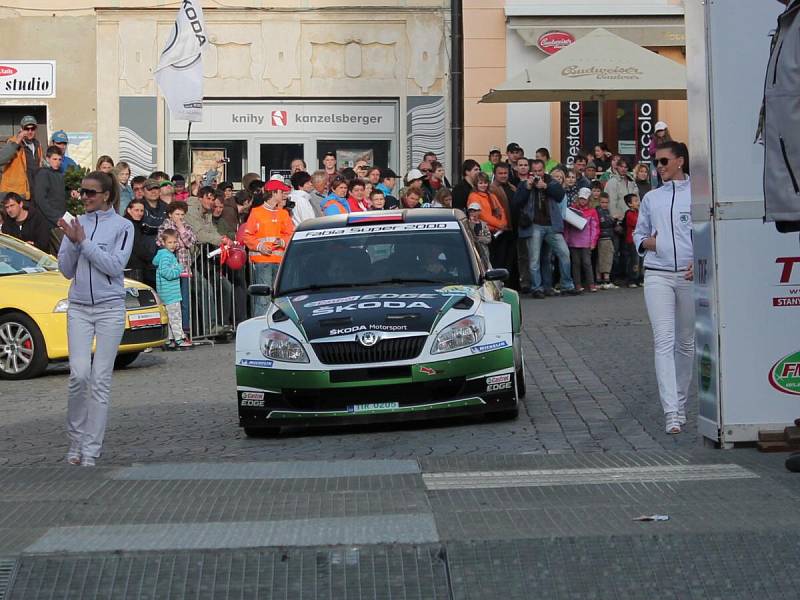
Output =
[{"x1": 236, "y1": 209, "x2": 524, "y2": 435}]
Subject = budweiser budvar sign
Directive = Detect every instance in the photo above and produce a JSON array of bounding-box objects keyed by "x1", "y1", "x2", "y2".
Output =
[{"x1": 537, "y1": 31, "x2": 575, "y2": 55}]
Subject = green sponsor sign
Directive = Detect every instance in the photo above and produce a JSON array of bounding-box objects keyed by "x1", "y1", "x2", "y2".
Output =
[{"x1": 769, "y1": 350, "x2": 800, "y2": 396}]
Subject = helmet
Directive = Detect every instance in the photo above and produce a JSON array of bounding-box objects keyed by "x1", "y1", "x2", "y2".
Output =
[{"x1": 223, "y1": 246, "x2": 246, "y2": 270}]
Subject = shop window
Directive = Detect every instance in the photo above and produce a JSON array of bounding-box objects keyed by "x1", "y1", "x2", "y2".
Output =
[
  {"x1": 173, "y1": 140, "x2": 248, "y2": 185},
  {"x1": 0, "y1": 106, "x2": 47, "y2": 148},
  {"x1": 317, "y1": 140, "x2": 391, "y2": 170}
]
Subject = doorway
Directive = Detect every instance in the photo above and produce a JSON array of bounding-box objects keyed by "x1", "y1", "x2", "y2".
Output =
[{"x1": 260, "y1": 143, "x2": 305, "y2": 181}]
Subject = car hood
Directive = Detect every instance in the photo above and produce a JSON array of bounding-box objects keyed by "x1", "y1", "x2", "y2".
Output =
[{"x1": 275, "y1": 285, "x2": 482, "y2": 340}]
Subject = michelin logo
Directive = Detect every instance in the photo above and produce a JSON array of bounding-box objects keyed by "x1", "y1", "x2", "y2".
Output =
[
  {"x1": 238, "y1": 359, "x2": 274, "y2": 368},
  {"x1": 470, "y1": 341, "x2": 509, "y2": 354}
]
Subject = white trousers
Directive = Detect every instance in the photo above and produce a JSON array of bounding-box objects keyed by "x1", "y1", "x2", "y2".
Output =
[
  {"x1": 643, "y1": 270, "x2": 695, "y2": 416},
  {"x1": 66, "y1": 302, "x2": 126, "y2": 459},
  {"x1": 165, "y1": 302, "x2": 183, "y2": 342}
]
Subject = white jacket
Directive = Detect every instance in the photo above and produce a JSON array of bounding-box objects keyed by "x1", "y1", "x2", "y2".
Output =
[
  {"x1": 289, "y1": 189, "x2": 318, "y2": 226},
  {"x1": 633, "y1": 178, "x2": 693, "y2": 272}
]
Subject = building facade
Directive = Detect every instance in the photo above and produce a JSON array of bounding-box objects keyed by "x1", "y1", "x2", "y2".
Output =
[
  {"x1": 0, "y1": 0, "x2": 451, "y2": 180},
  {"x1": 463, "y1": 0, "x2": 688, "y2": 165}
]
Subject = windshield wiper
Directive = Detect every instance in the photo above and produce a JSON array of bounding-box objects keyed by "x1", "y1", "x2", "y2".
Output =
[{"x1": 279, "y1": 283, "x2": 360, "y2": 296}]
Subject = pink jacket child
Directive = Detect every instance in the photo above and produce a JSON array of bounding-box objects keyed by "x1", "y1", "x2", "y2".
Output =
[{"x1": 564, "y1": 205, "x2": 600, "y2": 249}]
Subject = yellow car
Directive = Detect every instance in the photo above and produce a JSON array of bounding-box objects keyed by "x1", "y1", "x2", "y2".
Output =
[{"x1": 0, "y1": 233, "x2": 168, "y2": 380}]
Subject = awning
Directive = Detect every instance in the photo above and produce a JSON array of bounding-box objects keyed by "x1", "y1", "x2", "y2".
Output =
[{"x1": 480, "y1": 28, "x2": 686, "y2": 103}]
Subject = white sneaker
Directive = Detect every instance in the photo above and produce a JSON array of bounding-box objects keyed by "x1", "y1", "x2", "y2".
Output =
[
  {"x1": 606, "y1": 282, "x2": 619, "y2": 289},
  {"x1": 665, "y1": 412, "x2": 681, "y2": 434}
]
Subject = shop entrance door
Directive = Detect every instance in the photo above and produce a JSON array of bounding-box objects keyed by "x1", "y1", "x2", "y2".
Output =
[{"x1": 260, "y1": 143, "x2": 305, "y2": 182}]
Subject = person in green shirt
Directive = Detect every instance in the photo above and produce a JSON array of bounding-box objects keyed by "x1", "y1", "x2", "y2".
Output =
[
  {"x1": 535, "y1": 147, "x2": 561, "y2": 174},
  {"x1": 480, "y1": 147, "x2": 502, "y2": 175}
]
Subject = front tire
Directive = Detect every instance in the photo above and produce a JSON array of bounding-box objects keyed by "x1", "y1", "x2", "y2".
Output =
[
  {"x1": 0, "y1": 312, "x2": 48, "y2": 380},
  {"x1": 114, "y1": 352, "x2": 141, "y2": 369}
]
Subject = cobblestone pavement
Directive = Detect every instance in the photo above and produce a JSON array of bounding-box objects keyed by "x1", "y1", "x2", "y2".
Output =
[
  {"x1": 1, "y1": 288, "x2": 698, "y2": 466},
  {"x1": 3, "y1": 287, "x2": 799, "y2": 599}
]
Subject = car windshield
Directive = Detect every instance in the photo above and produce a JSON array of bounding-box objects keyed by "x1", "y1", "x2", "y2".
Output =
[
  {"x1": 277, "y1": 229, "x2": 478, "y2": 295},
  {"x1": 0, "y1": 235, "x2": 59, "y2": 276}
]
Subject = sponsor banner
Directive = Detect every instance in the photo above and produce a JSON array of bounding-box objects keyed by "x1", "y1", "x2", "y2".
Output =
[
  {"x1": 470, "y1": 341, "x2": 509, "y2": 354},
  {"x1": 485, "y1": 372, "x2": 513, "y2": 392},
  {"x1": 240, "y1": 398, "x2": 266, "y2": 407},
  {"x1": 537, "y1": 31, "x2": 575, "y2": 55},
  {"x1": 0, "y1": 60, "x2": 56, "y2": 98},
  {"x1": 238, "y1": 358, "x2": 274, "y2": 368},
  {"x1": 129, "y1": 312, "x2": 162, "y2": 329},
  {"x1": 329, "y1": 324, "x2": 409, "y2": 336},
  {"x1": 293, "y1": 221, "x2": 458, "y2": 240},
  {"x1": 168, "y1": 101, "x2": 396, "y2": 134},
  {"x1": 241, "y1": 391, "x2": 265, "y2": 401},
  {"x1": 772, "y1": 257, "x2": 800, "y2": 307},
  {"x1": 769, "y1": 351, "x2": 800, "y2": 396},
  {"x1": 348, "y1": 402, "x2": 400, "y2": 413},
  {"x1": 311, "y1": 300, "x2": 432, "y2": 317}
]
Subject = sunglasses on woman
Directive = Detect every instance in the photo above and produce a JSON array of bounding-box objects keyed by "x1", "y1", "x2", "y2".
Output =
[
  {"x1": 655, "y1": 157, "x2": 673, "y2": 167},
  {"x1": 79, "y1": 188, "x2": 103, "y2": 198}
]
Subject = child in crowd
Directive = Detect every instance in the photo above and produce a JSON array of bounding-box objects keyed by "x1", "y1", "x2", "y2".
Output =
[
  {"x1": 590, "y1": 182, "x2": 604, "y2": 208},
  {"x1": 564, "y1": 188, "x2": 600, "y2": 293},
  {"x1": 153, "y1": 229, "x2": 191, "y2": 349},
  {"x1": 467, "y1": 202, "x2": 492, "y2": 269},
  {"x1": 432, "y1": 187, "x2": 453, "y2": 208},
  {"x1": 595, "y1": 194, "x2": 617, "y2": 289},
  {"x1": 157, "y1": 201, "x2": 196, "y2": 338},
  {"x1": 624, "y1": 193, "x2": 643, "y2": 287}
]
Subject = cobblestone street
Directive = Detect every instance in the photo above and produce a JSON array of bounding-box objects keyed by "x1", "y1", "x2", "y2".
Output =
[
  {"x1": 0, "y1": 288, "x2": 694, "y2": 466},
  {"x1": 2, "y1": 288, "x2": 798, "y2": 599}
]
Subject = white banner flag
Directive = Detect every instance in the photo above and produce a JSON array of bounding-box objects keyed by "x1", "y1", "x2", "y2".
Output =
[{"x1": 154, "y1": 0, "x2": 208, "y2": 122}]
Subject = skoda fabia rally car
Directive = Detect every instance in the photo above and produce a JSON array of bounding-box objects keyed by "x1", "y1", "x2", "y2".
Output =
[{"x1": 235, "y1": 209, "x2": 524, "y2": 435}]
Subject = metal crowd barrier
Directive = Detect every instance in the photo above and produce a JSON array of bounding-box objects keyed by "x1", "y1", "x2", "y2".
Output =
[{"x1": 188, "y1": 243, "x2": 249, "y2": 342}]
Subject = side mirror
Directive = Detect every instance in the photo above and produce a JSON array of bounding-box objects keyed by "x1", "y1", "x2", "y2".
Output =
[
  {"x1": 484, "y1": 268, "x2": 509, "y2": 282},
  {"x1": 248, "y1": 284, "x2": 272, "y2": 297}
]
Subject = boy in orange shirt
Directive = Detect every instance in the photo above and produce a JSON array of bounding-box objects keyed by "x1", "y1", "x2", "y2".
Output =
[
  {"x1": 242, "y1": 178, "x2": 295, "y2": 314},
  {"x1": 468, "y1": 172, "x2": 512, "y2": 272}
]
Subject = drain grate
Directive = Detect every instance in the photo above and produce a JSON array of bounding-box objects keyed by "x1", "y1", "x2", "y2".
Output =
[
  {"x1": 0, "y1": 559, "x2": 16, "y2": 600},
  {"x1": 423, "y1": 463, "x2": 759, "y2": 490}
]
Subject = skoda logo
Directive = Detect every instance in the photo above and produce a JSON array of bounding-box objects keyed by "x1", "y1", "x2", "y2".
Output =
[{"x1": 357, "y1": 332, "x2": 379, "y2": 347}]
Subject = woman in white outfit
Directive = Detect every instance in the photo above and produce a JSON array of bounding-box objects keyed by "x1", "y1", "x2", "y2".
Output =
[
  {"x1": 633, "y1": 142, "x2": 694, "y2": 435},
  {"x1": 58, "y1": 171, "x2": 134, "y2": 465}
]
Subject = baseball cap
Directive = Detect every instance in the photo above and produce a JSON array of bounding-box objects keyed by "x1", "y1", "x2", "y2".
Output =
[
  {"x1": 405, "y1": 168, "x2": 425, "y2": 183},
  {"x1": 506, "y1": 142, "x2": 522, "y2": 153},
  {"x1": 585, "y1": 161, "x2": 597, "y2": 169},
  {"x1": 467, "y1": 202, "x2": 482, "y2": 212},
  {"x1": 655, "y1": 121, "x2": 668, "y2": 132},
  {"x1": 264, "y1": 178, "x2": 291, "y2": 192},
  {"x1": 488, "y1": 146, "x2": 501, "y2": 155},
  {"x1": 219, "y1": 180, "x2": 233, "y2": 190},
  {"x1": 143, "y1": 178, "x2": 160, "y2": 190},
  {"x1": 159, "y1": 180, "x2": 174, "y2": 188},
  {"x1": 380, "y1": 168, "x2": 398, "y2": 180},
  {"x1": 578, "y1": 187, "x2": 592, "y2": 200},
  {"x1": 20, "y1": 115, "x2": 37, "y2": 128},
  {"x1": 51, "y1": 130, "x2": 69, "y2": 143}
]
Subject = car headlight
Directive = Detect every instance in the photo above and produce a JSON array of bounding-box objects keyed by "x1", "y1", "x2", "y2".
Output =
[
  {"x1": 260, "y1": 329, "x2": 309, "y2": 363},
  {"x1": 431, "y1": 316, "x2": 485, "y2": 354},
  {"x1": 53, "y1": 299, "x2": 69, "y2": 313}
]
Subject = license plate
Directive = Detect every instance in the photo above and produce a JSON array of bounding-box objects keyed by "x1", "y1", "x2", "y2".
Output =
[
  {"x1": 347, "y1": 402, "x2": 400, "y2": 414},
  {"x1": 129, "y1": 311, "x2": 161, "y2": 329}
]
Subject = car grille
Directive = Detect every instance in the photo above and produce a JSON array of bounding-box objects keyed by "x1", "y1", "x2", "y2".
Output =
[
  {"x1": 120, "y1": 324, "x2": 168, "y2": 345},
  {"x1": 283, "y1": 379, "x2": 467, "y2": 411},
  {"x1": 312, "y1": 335, "x2": 427, "y2": 365},
  {"x1": 125, "y1": 288, "x2": 159, "y2": 310}
]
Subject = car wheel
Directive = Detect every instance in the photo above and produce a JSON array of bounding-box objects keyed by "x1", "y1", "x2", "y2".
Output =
[
  {"x1": 514, "y1": 340, "x2": 527, "y2": 398},
  {"x1": 114, "y1": 352, "x2": 141, "y2": 369},
  {"x1": 0, "y1": 312, "x2": 48, "y2": 380},
  {"x1": 243, "y1": 426, "x2": 281, "y2": 437}
]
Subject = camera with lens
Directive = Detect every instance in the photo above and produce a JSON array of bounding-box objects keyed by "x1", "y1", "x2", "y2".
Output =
[
  {"x1": 284, "y1": 199, "x2": 296, "y2": 211},
  {"x1": 533, "y1": 176, "x2": 541, "y2": 184}
]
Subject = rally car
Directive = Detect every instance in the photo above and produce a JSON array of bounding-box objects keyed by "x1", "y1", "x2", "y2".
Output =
[{"x1": 235, "y1": 209, "x2": 524, "y2": 435}]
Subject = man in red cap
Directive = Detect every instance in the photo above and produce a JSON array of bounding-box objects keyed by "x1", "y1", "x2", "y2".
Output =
[{"x1": 242, "y1": 177, "x2": 295, "y2": 314}]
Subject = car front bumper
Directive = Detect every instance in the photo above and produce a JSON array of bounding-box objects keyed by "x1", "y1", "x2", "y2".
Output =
[{"x1": 236, "y1": 347, "x2": 517, "y2": 429}]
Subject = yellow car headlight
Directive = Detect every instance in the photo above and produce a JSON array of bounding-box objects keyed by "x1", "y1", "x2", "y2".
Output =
[{"x1": 53, "y1": 299, "x2": 70, "y2": 313}]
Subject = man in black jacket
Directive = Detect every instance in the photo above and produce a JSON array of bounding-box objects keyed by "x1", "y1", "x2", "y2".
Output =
[
  {"x1": 1, "y1": 192, "x2": 51, "y2": 252},
  {"x1": 33, "y1": 145, "x2": 66, "y2": 253},
  {"x1": 452, "y1": 159, "x2": 480, "y2": 211}
]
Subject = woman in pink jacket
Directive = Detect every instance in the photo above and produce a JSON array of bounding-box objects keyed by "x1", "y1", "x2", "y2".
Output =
[{"x1": 564, "y1": 187, "x2": 600, "y2": 293}]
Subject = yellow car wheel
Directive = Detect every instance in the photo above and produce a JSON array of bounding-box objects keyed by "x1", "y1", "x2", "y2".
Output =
[{"x1": 0, "y1": 312, "x2": 48, "y2": 380}]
